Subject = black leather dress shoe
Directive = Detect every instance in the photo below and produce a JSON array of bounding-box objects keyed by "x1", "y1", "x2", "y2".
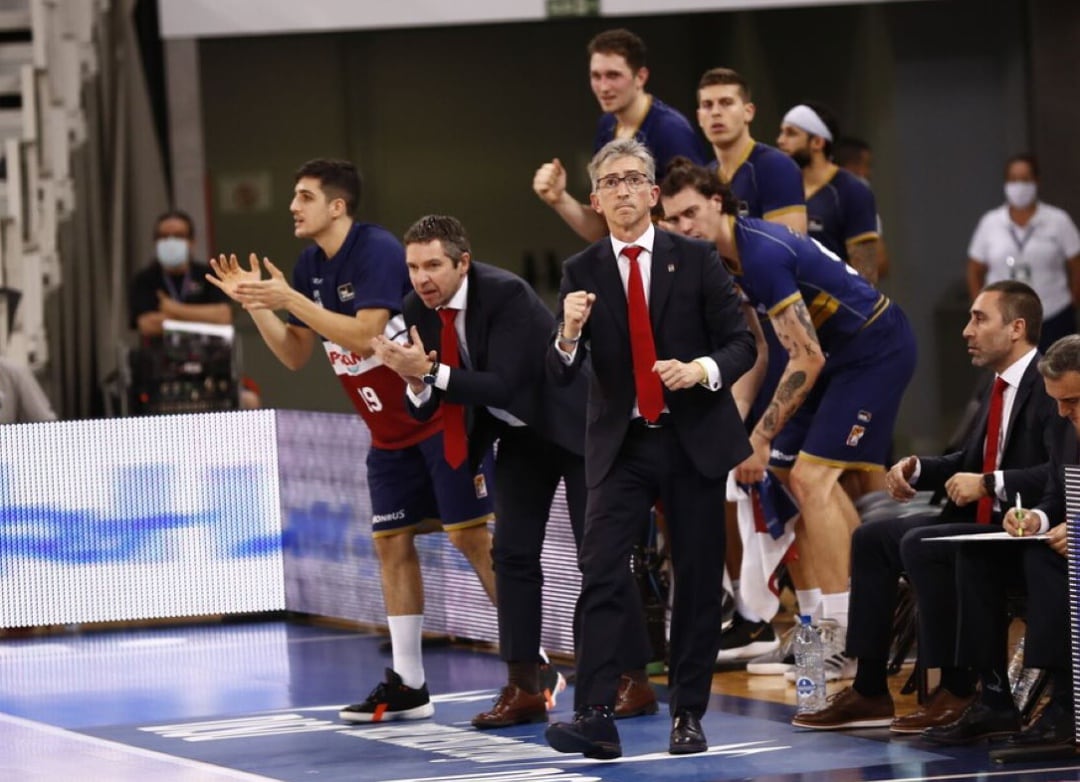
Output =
[
  {"x1": 1009, "y1": 700, "x2": 1076, "y2": 747},
  {"x1": 670, "y1": 710, "x2": 708, "y2": 754},
  {"x1": 546, "y1": 707, "x2": 621, "y2": 759},
  {"x1": 922, "y1": 700, "x2": 1021, "y2": 745}
]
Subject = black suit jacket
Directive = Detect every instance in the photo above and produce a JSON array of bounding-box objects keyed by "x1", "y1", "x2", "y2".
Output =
[
  {"x1": 919, "y1": 355, "x2": 1061, "y2": 523},
  {"x1": 547, "y1": 229, "x2": 756, "y2": 487},
  {"x1": 1035, "y1": 418, "x2": 1079, "y2": 525},
  {"x1": 403, "y1": 261, "x2": 586, "y2": 467}
]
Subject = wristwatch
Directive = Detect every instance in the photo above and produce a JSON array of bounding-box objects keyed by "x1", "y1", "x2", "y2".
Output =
[
  {"x1": 422, "y1": 360, "x2": 440, "y2": 386},
  {"x1": 982, "y1": 472, "x2": 996, "y2": 498}
]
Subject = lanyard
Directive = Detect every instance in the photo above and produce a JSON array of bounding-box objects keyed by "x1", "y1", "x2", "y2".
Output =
[
  {"x1": 161, "y1": 269, "x2": 190, "y2": 302},
  {"x1": 1007, "y1": 222, "x2": 1036, "y2": 257}
]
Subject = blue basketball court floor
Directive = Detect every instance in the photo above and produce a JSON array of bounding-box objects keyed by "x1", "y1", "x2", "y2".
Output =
[{"x1": 2, "y1": 620, "x2": 1078, "y2": 781}]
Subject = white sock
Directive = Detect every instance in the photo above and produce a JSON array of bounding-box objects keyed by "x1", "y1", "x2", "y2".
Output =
[
  {"x1": 796, "y1": 589, "x2": 823, "y2": 622},
  {"x1": 731, "y1": 579, "x2": 765, "y2": 623},
  {"x1": 820, "y1": 591, "x2": 850, "y2": 629},
  {"x1": 387, "y1": 614, "x2": 425, "y2": 689}
]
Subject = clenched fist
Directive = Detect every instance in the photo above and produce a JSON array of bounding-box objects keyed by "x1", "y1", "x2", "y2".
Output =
[{"x1": 561, "y1": 290, "x2": 596, "y2": 339}]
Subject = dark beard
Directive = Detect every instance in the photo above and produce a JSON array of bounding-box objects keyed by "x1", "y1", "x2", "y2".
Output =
[{"x1": 791, "y1": 150, "x2": 812, "y2": 169}]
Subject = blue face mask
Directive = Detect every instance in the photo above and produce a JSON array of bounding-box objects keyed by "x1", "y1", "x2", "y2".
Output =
[{"x1": 156, "y1": 237, "x2": 189, "y2": 269}]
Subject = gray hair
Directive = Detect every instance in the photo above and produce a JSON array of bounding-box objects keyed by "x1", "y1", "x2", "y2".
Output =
[
  {"x1": 1038, "y1": 334, "x2": 1080, "y2": 380},
  {"x1": 588, "y1": 138, "x2": 656, "y2": 190}
]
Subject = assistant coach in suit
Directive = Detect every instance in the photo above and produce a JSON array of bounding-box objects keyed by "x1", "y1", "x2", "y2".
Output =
[
  {"x1": 544, "y1": 138, "x2": 757, "y2": 759},
  {"x1": 373, "y1": 214, "x2": 654, "y2": 730},
  {"x1": 793, "y1": 281, "x2": 1061, "y2": 734}
]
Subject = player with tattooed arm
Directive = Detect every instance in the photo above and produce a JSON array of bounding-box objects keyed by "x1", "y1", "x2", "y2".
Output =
[{"x1": 659, "y1": 159, "x2": 916, "y2": 665}]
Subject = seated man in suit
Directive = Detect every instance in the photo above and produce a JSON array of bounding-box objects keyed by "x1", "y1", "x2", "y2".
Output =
[
  {"x1": 924, "y1": 335, "x2": 1079, "y2": 746},
  {"x1": 792, "y1": 281, "x2": 1060, "y2": 731},
  {"x1": 373, "y1": 214, "x2": 657, "y2": 729},
  {"x1": 544, "y1": 138, "x2": 757, "y2": 758}
]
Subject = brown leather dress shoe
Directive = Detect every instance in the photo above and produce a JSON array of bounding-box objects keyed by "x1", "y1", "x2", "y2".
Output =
[
  {"x1": 472, "y1": 685, "x2": 548, "y2": 729},
  {"x1": 791, "y1": 686, "x2": 894, "y2": 730},
  {"x1": 890, "y1": 688, "x2": 976, "y2": 734},
  {"x1": 614, "y1": 673, "x2": 659, "y2": 719}
]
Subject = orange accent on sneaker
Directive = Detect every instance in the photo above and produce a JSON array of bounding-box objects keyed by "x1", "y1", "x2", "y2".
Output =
[{"x1": 372, "y1": 703, "x2": 388, "y2": 722}]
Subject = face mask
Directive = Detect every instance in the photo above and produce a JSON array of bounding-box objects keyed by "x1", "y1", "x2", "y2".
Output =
[
  {"x1": 1004, "y1": 181, "x2": 1037, "y2": 209},
  {"x1": 156, "y1": 237, "x2": 189, "y2": 269}
]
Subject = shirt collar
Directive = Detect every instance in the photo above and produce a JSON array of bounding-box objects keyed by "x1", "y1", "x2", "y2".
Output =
[
  {"x1": 609, "y1": 222, "x2": 656, "y2": 260},
  {"x1": 442, "y1": 274, "x2": 469, "y2": 312},
  {"x1": 998, "y1": 346, "x2": 1038, "y2": 389}
]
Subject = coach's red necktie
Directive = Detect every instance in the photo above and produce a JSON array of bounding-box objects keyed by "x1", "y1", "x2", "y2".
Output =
[
  {"x1": 622, "y1": 245, "x2": 664, "y2": 422},
  {"x1": 438, "y1": 307, "x2": 468, "y2": 469},
  {"x1": 976, "y1": 376, "x2": 1007, "y2": 524}
]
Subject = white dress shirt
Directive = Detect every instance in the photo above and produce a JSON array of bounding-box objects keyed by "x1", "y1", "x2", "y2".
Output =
[
  {"x1": 910, "y1": 347, "x2": 1038, "y2": 517},
  {"x1": 407, "y1": 277, "x2": 525, "y2": 427},
  {"x1": 555, "y1": 224, "x2": 723, "y2": 413}
]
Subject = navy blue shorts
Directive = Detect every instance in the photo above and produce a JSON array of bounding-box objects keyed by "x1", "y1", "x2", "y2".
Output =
[
  {"x1": 769, "y1": 305, "x2": 916, "y2": 472},
  {"x1": 367, "y1": 431, "x2": 494, "y2": 538}
]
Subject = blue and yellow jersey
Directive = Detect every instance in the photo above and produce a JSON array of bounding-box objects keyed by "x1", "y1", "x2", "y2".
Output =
[
  {"x1": 729, "y1": 217, "x2": 889, "y2": 350},
  {"x1": 806, "y1": 167, "x2": 879, "y2": 262},
  {"x1": 708, "y1": 141, "x2": 805, "y2": 222},
  {"x1": 594, "y1": 96, "x2": 707, "y2": 174}
]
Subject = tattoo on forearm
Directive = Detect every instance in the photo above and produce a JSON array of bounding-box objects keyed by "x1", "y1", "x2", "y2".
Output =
[
  {"x1": 791, "y1": 301, "x2": 820, "y2": 349},
  {"x1": 776, "y1": 370, "x2": 807, "y2": 404},
  {"x1": 850, "y1": 241, "x2": 879, "y2": 285},
  {"x1": 759, "y1": 370, "x2": 809, "y2": 438},
  {"x1": 762, "y1": 403, "x2": 779, "y2": 436}
]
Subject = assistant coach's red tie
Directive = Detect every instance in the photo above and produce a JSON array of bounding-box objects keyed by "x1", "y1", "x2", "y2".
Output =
[
  {"x1": 622, "y1": 245, "x2": 664, "y2": 422},
  {"x1": 438, "y1": 307, "x2": 468, "y2": 469},
  {"x1": 976, "y1": 375, "x2": 1007, "y2": 524}
]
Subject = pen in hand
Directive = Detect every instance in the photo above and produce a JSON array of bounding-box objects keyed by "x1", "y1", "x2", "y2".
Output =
[{"x1": 1015, "y1": 493, "x2": 1024, "y2": 536}]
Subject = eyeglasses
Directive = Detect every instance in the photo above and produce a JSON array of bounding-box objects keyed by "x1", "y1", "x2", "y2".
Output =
[{"x1": 595, "y1": 172, "x2": 653, "y2": 192}]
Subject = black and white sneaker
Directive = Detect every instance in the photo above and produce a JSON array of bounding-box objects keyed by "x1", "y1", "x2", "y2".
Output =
[
  {"x1": 746, "y1": 624, "x2": 796, "y2": 675},
  {"x1": 716, "y1": 614, "x2": 780, "y2": 663},
  {"x1": 339, "y1": 667, "x2": 435, "y2": 723},
  {"x1": 539, "y1": 662, "x2": 567, "y2": 710}
]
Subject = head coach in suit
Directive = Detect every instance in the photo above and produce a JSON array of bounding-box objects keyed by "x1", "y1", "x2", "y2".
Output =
[
  {"x1": 544, "y1": 138, "x2": 757, "y2": 758},
  {"x1": 373, "y1": 214, "x2": 655, "y2": 729}
]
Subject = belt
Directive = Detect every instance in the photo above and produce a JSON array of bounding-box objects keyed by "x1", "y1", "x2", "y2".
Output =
[{"x1": 629, "y1": 414, "x2": 671, "y2": 430}]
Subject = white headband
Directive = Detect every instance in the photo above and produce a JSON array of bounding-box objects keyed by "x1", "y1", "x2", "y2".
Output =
[{"x1": 782, "y1": 104, "x2": 833, "y2": 142}]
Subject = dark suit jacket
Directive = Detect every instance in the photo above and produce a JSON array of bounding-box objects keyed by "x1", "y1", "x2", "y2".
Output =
[
  {"x1": 403, "y1": 261, "x2": 586, "y2": 467},
  {"x1": 919, "y1": 355, "x2": 1061, "y2": 523},
  {"x1": 1035, "y1": 418, "x2": 1079, "y2": 525},
  {"x1": 547, "y1": 229, "x2": 756, "y2": 487}
]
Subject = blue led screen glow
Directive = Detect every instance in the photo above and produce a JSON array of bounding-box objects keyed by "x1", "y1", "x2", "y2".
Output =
[{"x1": 0, "y1": 411, "x2": 284, "y2": 627}]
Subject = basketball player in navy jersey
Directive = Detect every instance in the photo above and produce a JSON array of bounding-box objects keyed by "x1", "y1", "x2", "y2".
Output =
[
  {"x1": 660, "y1": 159, "x2": 916, "y2": 680},
  {"x1": 533, "y1": 28, "x2": 705, "y2": 242},
  {"x1": 777, "y1": 101, "x2": 885, "y2": 284},
  {"x1": 208, "y1": 158, "x2": 502, "y2": 725}
]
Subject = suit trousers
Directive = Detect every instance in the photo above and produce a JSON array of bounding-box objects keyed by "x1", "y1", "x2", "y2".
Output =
[
  {"x1": 846, "y1": 513, "x2": 936, "y2": 661},
  {"x1": 1021, "y1": 543, "x2": 1071, "y2": 675},
  {"x1": 490, "y1": 424, "x2": 593, "y2": 662},
  {"x1": 900, "y1": 521, "x2": 1002, "y2": 668},
  {"x1": 574, "y1": 423, "x2": 727, "y2": 717},
  {"x1": 954, "y1": 539, "x2": 1070, "y2": 674}
]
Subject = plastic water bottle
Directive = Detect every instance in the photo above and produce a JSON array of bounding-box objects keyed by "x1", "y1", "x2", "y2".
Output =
[{"x1": 793, "y1": 614, "x2": 826, "y2": 713}]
